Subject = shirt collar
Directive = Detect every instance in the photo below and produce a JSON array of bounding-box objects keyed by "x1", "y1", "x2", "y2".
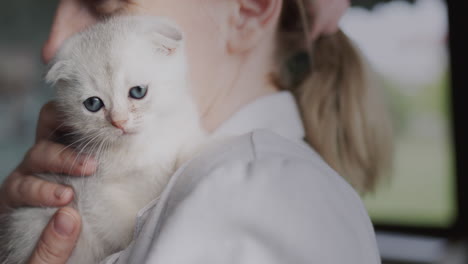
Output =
[{"x1": 213, "y1": 91, "x2": 305, "y2": 142}]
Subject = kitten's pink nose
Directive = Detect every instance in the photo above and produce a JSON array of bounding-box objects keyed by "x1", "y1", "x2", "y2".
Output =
[{"x1": 111, "y1": 120, "x2": 127, "y2": 130}]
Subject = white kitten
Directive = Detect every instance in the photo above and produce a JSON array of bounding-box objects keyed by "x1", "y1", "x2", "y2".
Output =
[{"x1": 0, "y1": 16, "x2": 206, "y2": 264}]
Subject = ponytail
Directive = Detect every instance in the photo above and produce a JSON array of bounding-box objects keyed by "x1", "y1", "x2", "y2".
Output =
[
  {"x1": 276, "y1": 2, "x2": 393, "y2": 192},
  {"x1": 296, "y1": 31, "x2": 393, "y2": 192}
]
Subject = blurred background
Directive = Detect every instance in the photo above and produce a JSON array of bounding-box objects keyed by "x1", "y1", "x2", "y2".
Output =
[
  {"x1": 0, "y1": 0, "x2": 463, "y2": 263},
  {"x1": 345, "y1": 0, "x2": 454, "y2": 230},
  {"x1": 341, "y1": 1, "x2": 465, "y2": 263},
  {"x1": 0, "y1": 1, "x2": 57, "y2": 178}
]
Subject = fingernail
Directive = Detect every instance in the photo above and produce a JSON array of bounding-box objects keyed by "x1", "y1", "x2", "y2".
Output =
[
  {"x1": 54, "y1": 186, "x2": 69, "y2": 199},
  {"x1": 78, "y1": 155, "x2": 96, "y2": 168},
  {"x1": 54, "y1": 211, "x2": 76, "y2": 236},
  {"x1": 55, "y1": 187, "x2": 73, "y2": 202},
  {"x1": 77, "y1": 155, "x2": 88, "y2": 165}
]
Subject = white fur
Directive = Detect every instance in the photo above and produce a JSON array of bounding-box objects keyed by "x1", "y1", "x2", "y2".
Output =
[{"x1": 0, "y1": 16, "x2": 206, "y2": 264}]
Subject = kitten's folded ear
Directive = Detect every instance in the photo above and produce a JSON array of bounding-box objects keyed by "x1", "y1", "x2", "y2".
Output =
[
  {"x1": 140, "y1": 16, "x2": 184, "y2": 55},
  {"x1": 45, "y1": 60, "x2": 69, "y2": 85},
  {"x1": 44, "y1": 33, "x2": 79, "y2": 86}
]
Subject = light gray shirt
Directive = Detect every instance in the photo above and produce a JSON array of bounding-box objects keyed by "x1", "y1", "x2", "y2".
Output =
[{"x1": 102, "y1": 92, "x2": 380, "y2": 264}]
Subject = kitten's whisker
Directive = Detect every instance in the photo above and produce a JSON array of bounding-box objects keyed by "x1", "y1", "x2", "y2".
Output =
[
  {"x1": 62, "y1": 138, "x2": 94, "y2": 176},
  {"x1": 56, "y1": 133, "x2": 99, "y2": 175},
  {"x1": 54, "y1": 133, "x2": 94, "y2": 158},
  {"x1": 89, "y1": 137, "x2": 108, "y2": 175},
  {"x1": 99, "y1": 140, "x2": 112, "y2": 171},
  {"x1": 68, "y1": 132, "x2": 106, "y2": 189},
  {"x1": 67, "y1": 132, "x2": 104, "y2": 176},
  {"x1": 85, "y1": 131, "x2": 109, "y2": 162},
  {"x1": 81, "y1": 133, "x2": 106, "y2": 177},
  {"x1": 44, "y1": 122, "x2": 67, "y2": 141}
]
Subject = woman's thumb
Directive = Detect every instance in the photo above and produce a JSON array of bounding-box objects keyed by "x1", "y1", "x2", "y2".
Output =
[{"x1": 28, "y1": 207, "x2": 81, "y2": 264}]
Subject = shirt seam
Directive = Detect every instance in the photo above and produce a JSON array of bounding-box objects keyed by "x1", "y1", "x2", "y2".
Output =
[{"x1": 248, "y1": 132, "x2": 258, "y2": 162}]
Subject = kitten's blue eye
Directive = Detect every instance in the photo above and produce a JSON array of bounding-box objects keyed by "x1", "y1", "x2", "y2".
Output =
[
  {"x1": 83, "y1": 97, "x2": 104, "y2": 112},
  {"x1": 129, "y1": 85, "x2": 148, "y2": 99}
]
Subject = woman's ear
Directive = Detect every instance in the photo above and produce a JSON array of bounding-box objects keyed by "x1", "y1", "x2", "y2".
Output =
[{"x1": 227, "y1": 0, "x2": 282, "y2": 54}]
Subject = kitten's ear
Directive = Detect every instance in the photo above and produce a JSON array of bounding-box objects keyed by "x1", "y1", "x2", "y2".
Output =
[
  {"x1": 45, "y1": 33, "x2": 78, "y2": 85},
  {"x1": 45, "y1": 60, "x2": 70, "y2": 85},
  {"x1": 145, "y1": 17, "x2": 183, "y2": 55}
]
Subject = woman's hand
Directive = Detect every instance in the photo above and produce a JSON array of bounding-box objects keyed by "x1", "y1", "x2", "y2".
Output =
[
  {"x1": 0, "y1": 101, "x2": 97, "y2": 213},
  {"x1": 309, "y1": 0, "x2": 350, "y2": 40},
  {"x1": 27, "y1": 207, "x2": 81, "y2": 264}
]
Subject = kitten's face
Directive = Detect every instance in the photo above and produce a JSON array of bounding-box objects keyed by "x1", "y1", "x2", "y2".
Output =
[
  {"x1": 47, "y1": 16, "x2": 186, "y2": 146},
  {"x1": 65, "y1": 47, "x2": 156, "y2": 140}
]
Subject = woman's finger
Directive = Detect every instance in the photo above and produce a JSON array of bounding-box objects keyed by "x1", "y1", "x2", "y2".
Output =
[
  {"x1": 308, "y1": 0, "x2": 350, "y2": 40},
  {"x1": 27, "y1": 207, "x2": 81, "y2": 264},
  {"x1": 22, "y1": 140, "x2": 97, "y2": 176},
  {"x1": 309, "y1": 11, "x2": 328, "y2": 41},
  {"x1": 3, "y1": 173, "x2": 74, "y2": 209}
]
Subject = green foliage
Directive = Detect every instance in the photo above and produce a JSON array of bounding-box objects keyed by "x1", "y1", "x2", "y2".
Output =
[{"x1": 365, "y1": 71, "x2": 456, "y2": 228}]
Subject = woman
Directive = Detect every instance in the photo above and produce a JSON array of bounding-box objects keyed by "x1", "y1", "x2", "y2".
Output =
[{"x1": 0, "y1": 0, "x2": 392, "y2": 263}]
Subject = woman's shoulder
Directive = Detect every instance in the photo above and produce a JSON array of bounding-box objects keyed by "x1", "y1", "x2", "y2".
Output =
[
  {"x1": 140, "y1": 129, "x2": 380, "y2": 263},
  {"x1": 194, "y1": 128, "x2": 328, "y2": 171},
  {"x1": 175, "y1": 129, "x2": 372, "y2": 223},
  {"x1": 191, "y1": 129, "x2": 358, "y2": 198}
]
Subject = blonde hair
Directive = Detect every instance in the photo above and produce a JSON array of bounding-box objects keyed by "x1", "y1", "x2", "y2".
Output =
[{"x1": 274, "y1": 1, "x2": 393, "y2": 193}]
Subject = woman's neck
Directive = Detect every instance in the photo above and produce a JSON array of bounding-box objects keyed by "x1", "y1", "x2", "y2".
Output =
[
  {"x1": 196, "y1": 37, "x2": 280, "y2": 133},
  {"x1": 200, "y1": 80, "x2": 278, "y2": 133}
]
